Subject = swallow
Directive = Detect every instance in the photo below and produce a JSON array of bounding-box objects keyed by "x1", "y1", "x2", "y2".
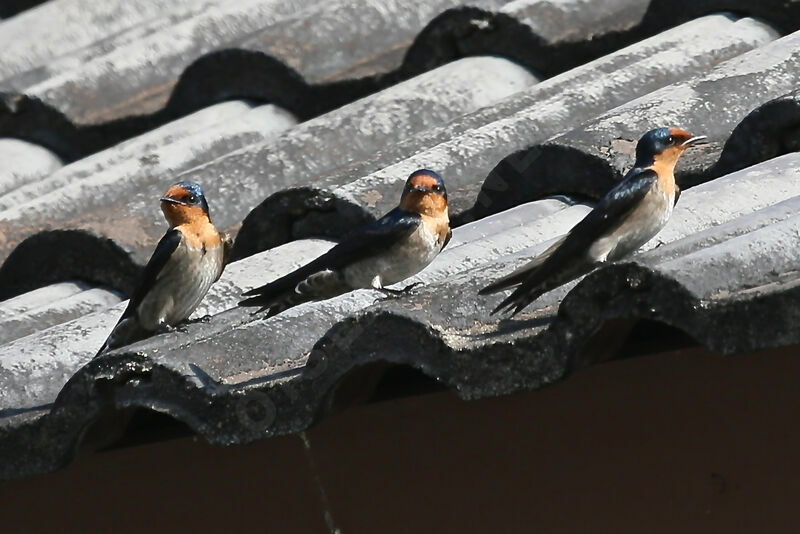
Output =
[
  {"x1": 239, "y1": 169, "x2": 451, "y2": 316},
  {"x1": 97, "y1": 181, "x2": 230, "y2": 355},
  {"x1": 480, "y1": 127, "x2": 706, "y2": 316}
]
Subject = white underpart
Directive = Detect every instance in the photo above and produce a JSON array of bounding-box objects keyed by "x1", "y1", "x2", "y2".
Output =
[
  {"x1": 344, "y1": 222, "x2": 444, "y2": 289},
  {"x1": 137, "y1": 238, "x2": 225, "y2": 330},
  {"x1": 588, "y1": 185, "x2": 674, "y2": 263},
  {"x1": 370, "y1": 275, "x2": 382, "y2": 289}
]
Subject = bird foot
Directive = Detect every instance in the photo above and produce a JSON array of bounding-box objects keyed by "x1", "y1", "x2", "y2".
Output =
[
  {"x1": 186, "y1": 314, "x2": 212, "y2": 324},
  {"x1": 376, "y1": 282, "x2": 423, "y2": 300},
  {"x1": 156, "y1": 323, "x2": 188, "y2": 335}
]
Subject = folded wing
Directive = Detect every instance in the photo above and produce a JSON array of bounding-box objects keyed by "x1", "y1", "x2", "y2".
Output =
[
  {"x1": 239, "y1": 209, "x2": 421, "y2": 315},
  {"x1": 482, "y1": 169, "x2": 657, "y2": 315}
]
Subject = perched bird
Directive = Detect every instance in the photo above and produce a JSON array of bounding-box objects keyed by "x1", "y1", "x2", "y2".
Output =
[
  {"x1": 239, "y1": 169, "x2": 451, "y2": 316},
  {"x1": 97, "y1": 181, "x2": 230, "y2": 355},
  {"x1": 480, "y1": 127, "x2": 706, "y2": 316}
]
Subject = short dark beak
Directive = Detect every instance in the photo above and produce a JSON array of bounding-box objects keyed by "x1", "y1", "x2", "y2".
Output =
[
  {"x1": 412, "y1": 186, "x2": 431, "y2": 194},
  {"x1": 681, "y1": 135, "x2": 707, "y2": 147}
]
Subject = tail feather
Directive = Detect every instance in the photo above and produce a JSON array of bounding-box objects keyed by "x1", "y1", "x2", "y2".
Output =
[
  {"x1": 238, "y1": 291, "x2": 313, "y2": 317},
  {"x1": 240, "y1": 265, "x2": 313, "y2": 301},
  {"x1": 238, "y1": 261, "x2": 324, "y2": 314},
  {"x1": 482, "y1": 231, "x2": 599, "y2": 315},
  {"x1": 479, "y1": 235, "x2": 568, "y2": 296},
  {"x1": 490, "y1": 260, "x2": 593, "y2": 316},
  {"x1": 239, "y1": 269, "x2": 350, "y2": 316},
  {"x1": 95, "y1": 317, "x2": 152, "y2": 357}
]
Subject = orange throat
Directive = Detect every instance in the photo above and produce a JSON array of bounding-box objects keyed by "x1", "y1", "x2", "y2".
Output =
[
  {"x1": 400, "y1": 191, "x2": 448, "y2": 219},
  {"x1": 650, "y1": 146, "x2": 686, "y2": 196}
]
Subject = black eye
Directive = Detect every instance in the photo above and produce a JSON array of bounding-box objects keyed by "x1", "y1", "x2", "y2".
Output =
[
  {"x1": 433, "y1": 185, "x2": 442, "y2": 192},
  {"x1": 666, "y1": 136, "x2": 674, "y2": 145},
  {"x1": 187, "y1": 194, "x2": 197, "y2": 203}
]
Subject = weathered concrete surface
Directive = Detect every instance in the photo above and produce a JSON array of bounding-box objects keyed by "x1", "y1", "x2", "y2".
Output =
[
  {"x1": 10, "y1": 148, "x2": 796, "y2": 394},
  {"x1": 0, "y1": 0, "x2": 642, "y2": 128},
  {"x1": 0, "y1": 55, "x2": 536, "y2": 297},
  {"x1": 0, "y1": 285, "x2": 122, "y2": 344},
  {"x1": 12, "y1": 0, "x2": 505, "y2": 124},
  {"x1": 468, "y1": 32, "x2": 800, "y2": 221},
  {"x1": 0, "y1": 138, "x2": 62, "y2": 195},
  {"x1": 647, "y1": 153, "x2": 800, "y2": 251},
  {"x1": 0, "y1": 239, "x2": 334, "y2": 416},
  {"x1": 3, "y1": 1, "x2": 800, "y2": 483},
  {"x1": 0, "y1": 0, "x2": 47, "y2": 18},
  {"x1": 234, "y1": 15, "x2": 778, "y2": 257},
  {"x1": 0, "y1": 0, "x2": 209, "y2": 82},
  {"x1": 5, "y1": 152, "x2": 800, "y2": 480},
  {"x1": 705, "y1": 89, "x2": 800, "y2": 179},
  {"x1": 6, "y1": 0, "x2": 318, "y2": 121},
  {"x1": 500, "y1": 0, "x2": 648, "y2": 42},
  {"x1": 0, "y1": 282, "x2": 86, "y2": 320},
  {"x1": 4, "y1": 0, "x2": 797, "y2": 165},
  {"x1": 0, "y1": 197, "x2": 584, "y2": 417},
  {"x1": 0, "y1": 101, "x2": 296, "y2": 297},
  {"x1": 0, "y1": 101, "x2": 296, "y2": 212},
  {"x1": 3, "y1": 152, "x2": 800, "y2": 479}
]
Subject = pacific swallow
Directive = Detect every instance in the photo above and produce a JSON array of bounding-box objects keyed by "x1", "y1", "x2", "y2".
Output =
[
  {"x1": 97, "y1": 181, "x2": 230, "y2": 355},
  {"x1": 239, "y1": 169, "x2": 452, "y2": 316},
  {"x1": 480, "y1": 127, "x2": 706, "y2": 316}
]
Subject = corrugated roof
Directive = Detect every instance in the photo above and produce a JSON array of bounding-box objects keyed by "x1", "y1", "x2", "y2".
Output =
[{"x1": 1, "y1": 0, "x2": 799, "y2": 479}]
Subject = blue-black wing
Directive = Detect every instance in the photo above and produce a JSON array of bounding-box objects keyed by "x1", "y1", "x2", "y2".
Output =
[
  {"x1": 119, "y1": 229, "x2": 183, "y2": 321},
  {"x1": 97, "y1": 229, "x2": 182, "y2": 355},
  {"x1": 482, "y1": 168, "x2": 658, "y2": 314},
  {"x1": 239, "y1": 208, "x2": 421, "y2": 309},
  {"x1": 563, "y1": 167, "x2": 658, "y2": 248}
]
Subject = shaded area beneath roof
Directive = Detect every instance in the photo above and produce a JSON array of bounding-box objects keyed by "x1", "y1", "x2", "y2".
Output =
[{"x1": 5, "y1": 343, "x2": 800, "y2": 534}]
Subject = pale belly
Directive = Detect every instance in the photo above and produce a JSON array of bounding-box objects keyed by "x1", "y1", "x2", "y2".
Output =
[
  {"x1": 588, "y1": 188, "x2": 674, "y2": 263},
  {"x1": 343, "y1": 224, "x2": 443, "y2": 289},
  {"x1": 137, "y1": 242, "x2": 224, "y2": 330}
]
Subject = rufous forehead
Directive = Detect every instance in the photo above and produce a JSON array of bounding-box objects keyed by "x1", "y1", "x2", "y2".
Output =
[
  {"x1": 668, "y1": 127, "x2": 692, "y2": 139},
  {"x1": 408, "y1": 173, "x2": 441, "y2": 189},
  {"x1": 163, "y1": 184, "x2": 190, "y2": 199}
]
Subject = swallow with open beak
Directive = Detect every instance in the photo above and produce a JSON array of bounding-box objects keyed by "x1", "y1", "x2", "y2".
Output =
[{"x1": 480, "y1": 127, "x2": 706, "y2": 316}]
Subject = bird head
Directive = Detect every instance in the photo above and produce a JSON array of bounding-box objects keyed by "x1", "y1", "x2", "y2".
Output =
[
  {"x1": 160, "y1": 181, "x2": 210, "y2": 227},
  {"x1": 399, "y1": 169, "x2": 448, "y2": 217},
  {"x1": 635, "y1": 127, "x2": 707, "y2": 169}
]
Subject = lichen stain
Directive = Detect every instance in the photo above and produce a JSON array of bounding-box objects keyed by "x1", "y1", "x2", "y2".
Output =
[
  {"x1": 610, "y1": 138, "x2": 636, "y2": 157},
  {"x1": 360, "y1": 189, "x2": 383, "y2": 208}
]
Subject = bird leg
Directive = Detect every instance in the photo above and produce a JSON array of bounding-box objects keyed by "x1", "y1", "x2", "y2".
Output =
[
  {"x1": 376, "y1": 282, "x2": 423, "y2": 298},
  {"x1": 155, "y1": 322, "x2": 188, "y2": 334},
  {"x1": 185, "y1": 314, "x2": 212, "y2": 324}
]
